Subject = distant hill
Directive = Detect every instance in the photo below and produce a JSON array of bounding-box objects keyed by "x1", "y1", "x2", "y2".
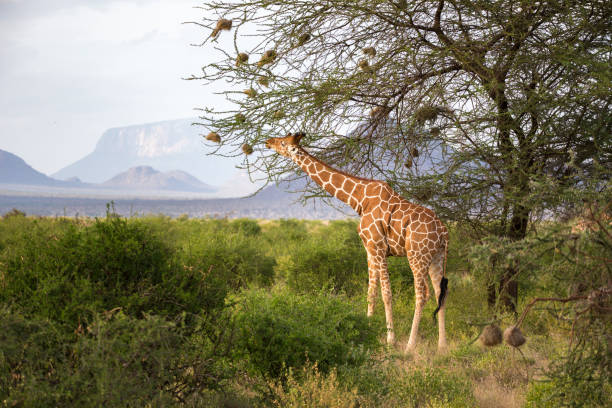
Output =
[
  {"x1": 52, "y1": 118, "x2": 243, "y2": 188},
  {"x1": 102, "y1": 166, "x2": 216, "y2": 193},
  {"x1": 0, "y1": 149, "x2": 75, "y2": 186}
]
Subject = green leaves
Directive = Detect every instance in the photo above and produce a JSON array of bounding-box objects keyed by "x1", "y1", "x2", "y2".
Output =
[{"x1": 231, "y1": 287, "x2": 380, "y2": 378}]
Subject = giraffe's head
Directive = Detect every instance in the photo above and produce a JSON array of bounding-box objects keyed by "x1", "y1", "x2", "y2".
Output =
[{"x1": 265, "y1": 132, "x2": 304, "y2": 157}]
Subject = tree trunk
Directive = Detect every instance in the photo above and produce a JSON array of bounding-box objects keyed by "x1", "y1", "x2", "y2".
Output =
[{"x1": 497, "y1": 203, "x2": 530, "y2": 313}]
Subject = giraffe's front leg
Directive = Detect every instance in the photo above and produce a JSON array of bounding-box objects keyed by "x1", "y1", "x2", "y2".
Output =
[
  {"x1": 366, "y1": 252, "x2": 378, "y2": 317},
  {"x1": 378, "y1": 261, "x2": 396, "y2": 345},
  {"x1": 366, "y1": 247, "x2": 395, "y2": 345}
]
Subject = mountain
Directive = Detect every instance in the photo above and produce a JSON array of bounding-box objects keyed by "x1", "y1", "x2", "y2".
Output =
[
  {"x1": 102, "y1": 166, "x2": 216, "y2": 193},
  {"x1": 52, "y1": 118, "x2": 243, "y2": 188},
  {"x1": 0, "y1": 149, "x2": 76, "y2": 186}
]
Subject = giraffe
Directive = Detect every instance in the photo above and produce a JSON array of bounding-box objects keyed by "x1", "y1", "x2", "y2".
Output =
[{"x1": 265, "y1": 132, "x2": 449, "y2": 351}]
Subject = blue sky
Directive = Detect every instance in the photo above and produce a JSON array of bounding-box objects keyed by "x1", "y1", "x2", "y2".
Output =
[{"x1": 0, "y1": 0, "x2": 233, "y2": 175}]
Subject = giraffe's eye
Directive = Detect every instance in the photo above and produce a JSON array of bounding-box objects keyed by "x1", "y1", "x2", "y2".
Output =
[{"x1": 281, "y1": 141, "x2": 286, "y2": 146}]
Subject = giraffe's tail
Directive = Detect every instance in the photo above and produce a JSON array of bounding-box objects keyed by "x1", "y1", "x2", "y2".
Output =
[{"x1": 433, "y1": 239, "x2": 449, "y2": 321}]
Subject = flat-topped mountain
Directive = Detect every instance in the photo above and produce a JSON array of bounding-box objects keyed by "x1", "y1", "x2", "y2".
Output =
[
  {"x1": 52, "y1": 118, "x2": 242, "y2": 187},
  {"x1": 102, "y1": 166, "x2": 216, "y2": 193}
]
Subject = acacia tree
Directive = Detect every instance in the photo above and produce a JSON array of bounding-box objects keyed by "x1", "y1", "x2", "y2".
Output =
[{"x1": 192, "y1": 0, "x2": 611, "y2": 311}]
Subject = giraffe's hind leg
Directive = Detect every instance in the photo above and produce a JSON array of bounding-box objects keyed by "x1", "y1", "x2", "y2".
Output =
[
  {"x1": 405, "y1": 257, "x2": 431, "y2": 352},
  {"x1": 428, "y1": 249, "x2": 448, "y2": 350}
]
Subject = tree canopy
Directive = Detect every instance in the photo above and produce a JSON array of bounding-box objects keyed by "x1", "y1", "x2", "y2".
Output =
[{"x1": 193, "y1": 0, "x2": 611, "y2": 238}]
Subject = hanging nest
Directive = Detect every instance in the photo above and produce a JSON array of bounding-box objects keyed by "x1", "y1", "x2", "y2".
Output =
[
  {"x1": 411, "y1": 147, "x2": 419, "y2": 158},
  {"x1": 257, "y1": 50, "x2": 277, "y2": 67},
  {"x1": 273, "y1": 110, "x2": 285, "y2": 119},
  {"x1": 404, "y1": 158, "x2": 413, "y2": 169},
  {"x1": 243, "y1": 88, "x2": 257, "y2": 98},
  {"x1": 358, "y1": 59, "x2": 372, "y2": 73},
  {"x1": 211, "y1": 19, "x2": 232, "y2": 38},
  {"x1": 370, "y1": 106, "x2": 385, "y2": 117},
  {"x1": 296, "y1": 33, "x2": 311, "y2": 46},
  {"x1": 415, "y1": 105, "x2": 444, "y2": 125},
  {"x1": 430, "y1": 127, "x2": 441, "y2": 137},
  {"x1": 415, "y1": 186, "x2": 434, "y2": 202},
  {"x1": 206, "y1": 132, "x2": 221, "y2": 143},
  {"x1": 235, "y1": 52, "x2": 249, "y2": 66},
  {"x1": 362, "y1": 47, "x2": 376, "y2": 57},
  {"x1": 235, "y1": 113, "x2": 246, "y2": 124},
  {"x1": 480, "y1": 324, "x2": 503, "y2": 347},
  {"x1": 241, "y1": 144, "x2": 254, "y2": 155},
  {"x1": 258, "y1": 77, "x2": 269, "y2": 87},
  {"x1": 503, "y1": 326, "x2": 526, "y2": 348}
]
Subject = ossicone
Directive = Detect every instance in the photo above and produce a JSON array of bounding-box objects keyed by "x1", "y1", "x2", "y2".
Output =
[{"x1": 293, "y1": 132, "x2": 305, "y2": 144}]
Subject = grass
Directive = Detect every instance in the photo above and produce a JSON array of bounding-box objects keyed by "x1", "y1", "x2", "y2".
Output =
[{"x1": 0, "y1": 212, "x2": 609, "y2": 407}]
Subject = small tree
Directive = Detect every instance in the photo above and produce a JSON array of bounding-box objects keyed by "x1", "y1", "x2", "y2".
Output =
[{"x1": 192, "y1": 0, "x2": 611, "y2": 311}]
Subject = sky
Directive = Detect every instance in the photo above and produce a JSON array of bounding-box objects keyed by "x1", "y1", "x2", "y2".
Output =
[{"x1": 0, "y1": 0, "x2": 233, "y2": 175}]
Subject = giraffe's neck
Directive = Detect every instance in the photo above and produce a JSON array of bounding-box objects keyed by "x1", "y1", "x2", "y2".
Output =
[{"x1": 290, "y1": 146, "x2": 365, "y2": 214}]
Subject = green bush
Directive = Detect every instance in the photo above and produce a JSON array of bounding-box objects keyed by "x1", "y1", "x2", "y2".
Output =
[
  {"x1": 64, "y1": 312, "x2": 182, "y2": 407},
  {"x1": 0, "y1": 306, "x2": 70, "y2": 406},
  {"x1": 385, "y1": 367, "x2": 475, "y2": 408},
  {"x1": 231, "y1": 287, "x2": 381, "y2": 378},
  {"x1": 0, "y1": 307, "x2": 237, "y2": 407},
  {"x1": 275, "y1": 221, "x2": 367, "y2": 295},
  {"x1": 0, "y1": 213, "x2": 177, "y2": 324},
  {"x1": 230, "y1": 218, "x2": 262, "y2": 236},
  {"x1": 177, "y1": 223, "x2": 275, "y2": 290},
  {"x1": 0, "y1": 213, "x2": 258, "y2": 328}
]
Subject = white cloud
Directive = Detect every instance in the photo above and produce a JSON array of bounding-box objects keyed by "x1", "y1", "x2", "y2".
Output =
[{"x1": 0, "y1": 0, "x2": 230, "y2": 175}]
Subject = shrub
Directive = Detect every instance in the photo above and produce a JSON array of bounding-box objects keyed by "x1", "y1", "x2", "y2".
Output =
[
  {"x1": 275, "y1": 221, "x2": 367, "y2": 295},
  {"x1": 0, "y1": 306, "x2": 70, "y2": 406},
  {"x1": 66, "y1": 312, "x2": 183, "y2": 407},
  {"x1": 391, "y1": 368, "x2": 476, "y2": 408},
  {"x1": 231, "y1": 287, "x2": 381, "y2": 378},
  {"x1": 0, "y1": 213, "x2": 245, "y2": 328},
  {"x1": 229, "y1": 218, "x2": 262, "y2": 236},
  {"x1": 269, "y1": 362, "x2": 476, "y2": 408},
  {"x1": 0, "y1": 213, "x2": 176, "y2": 324},
  {"x1": 264, "y1": 218, "x2": 309, "y2": 246},
  {"x1": 0, "y1": 307, "x2": 237, "y2": 407},
  {"x1": 270, "y1": 364, "x2": 363, "y2": 408},
  {"x1": 177, "y1": 224, "x2": 275, "y2": 290}
]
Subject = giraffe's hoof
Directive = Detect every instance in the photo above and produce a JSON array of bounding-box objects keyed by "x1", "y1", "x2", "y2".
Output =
[
  {"x1": 404, "y1": 342, "x2": 416, "y2": 354},
  {"x1": 387, "y1": 331, "x2": 396, "y2": 345}
]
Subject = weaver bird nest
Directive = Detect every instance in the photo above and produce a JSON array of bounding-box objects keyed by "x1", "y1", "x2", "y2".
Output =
[
  {"x1": 504, "y1": 326, "x2": 526, "y2": 348},
  {"x1": 211, "y1": 19, "x2": 232, "y2": 38},
  {"x1": 206, "y1": 132, "x2": 221, "y2": 143},
  {"x1": 241, "y1": 144, "x2": 254, "y2": 155},
  {"x1": 236, "y1": 52, "x2": 249, "y2": 66},
  {"x1": 480, "y1": 324, "x2": 503, "y2": 347}
]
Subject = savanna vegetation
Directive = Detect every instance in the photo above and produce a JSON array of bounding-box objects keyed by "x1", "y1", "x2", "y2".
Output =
[
  {"x1": 195, "y1": 0, "x2": 611, "y2": 313},
  {"x1": 1, "y1": 198, "x2": 610, "y2": 407}
]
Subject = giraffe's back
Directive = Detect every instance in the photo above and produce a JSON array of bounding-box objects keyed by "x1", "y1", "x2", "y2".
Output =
[
  {"x1": 374, "y1": 191, "x2": 446, "y2": 258},
  {"x1": 357, "y1": 181, "x2": 447, "y2": 258}
]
